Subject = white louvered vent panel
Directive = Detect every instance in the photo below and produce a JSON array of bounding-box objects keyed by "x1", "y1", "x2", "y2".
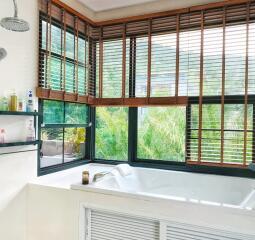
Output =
[
  {"x1": 89, "y1": 210, "x2": 160, "y2": 240},
  {"x1": 166, "y1": 222, "x2": 255, "y2": 240}
]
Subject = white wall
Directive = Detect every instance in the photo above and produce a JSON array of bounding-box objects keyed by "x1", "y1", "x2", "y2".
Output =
[
  {"x1": 0, "y1": 0, "x2": 38, "y2": 239},
  {"x1": 0, "y1": 0, "x2": 93, "y2": 239}
]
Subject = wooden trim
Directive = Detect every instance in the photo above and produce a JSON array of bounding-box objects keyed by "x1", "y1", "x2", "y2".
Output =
[
  {"x1": 122, "y1": 23, "x2": 126, "y2": 98},
  {"x1": 99, "y1": 27, "x2": 103, "y2": 98},
  {"x1": 44, "y1": 1, "x2": 49, "y2": 89},
  {"x1": 37, "y1": 87, "x2": 187, "y2": 106},
  {"x1": 220, "y1": 7, "x2": 226, "y2": 164},
  {"x1": 96, "y1": 0, "x2": 251, "y2": 26},
  {"x1": 175, "y1": 14, "x2": 180, "y2": 97},
  {"x1": 51, "y1": 0, "x2": 95, "y2": 26},
  {"x1": 243, "y1": 2, "x2": 250, "y2": 166},
  {"x1": 148, "y1": 97, "x2": 188, "y2": 105},
  {"x1": 86, "y1": 26, "x2": 90, "y2": 96},
  {"x1": 84, "y1": 23, "x2": 88, "y2": 95},
  {"x1": 198, "y1": 11, "x2": 204, "y2": 163},
  {"x1": 60, "y1": 9, "x2": 64, "y2": 91},
  {"x1": 90, "y1": 97, "x2": 188, "y2": 106},
  {"x1": 64, "y1": 92, "x2": 78, "y2": 102},
  {"x1": 187, "y1": 160, "x2": 248, "y2": 169},
  {"x1": 147, "y1": 19, "x2": 152, "y2": 100},
  {"x1": 190, "y1": 0, "x2": 250, "y2": 11},
  {"x1": 48, "y1": 1, "x2": 52, "y2": 89},
  {"x1": 51, "y1": 0, "x2": 251, "y2": 27},
  {"x1": 45, "y1": 0, "x2": 52, "y2": 89},
  {"x1": 92, "y1": 98, "x2": 124, "y2": 106},
  {"x1": 36, "y1": 87, "x2": 88, "y2": 103},
  {"x1": 63, "y1": 9, "x2": 67, "y2": 91},
  {"x1": 75, "y1": 17, "x2": 79, "y2": 93}
]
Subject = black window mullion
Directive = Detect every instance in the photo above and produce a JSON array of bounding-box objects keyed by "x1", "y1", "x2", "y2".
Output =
[
  {"x1": 87, "y1": 106, "x2": 95, "y2": 161},
  {"x1": 38, "y1": 100, "x2": 44, "y2": 173},
  {"x1": 62, "y1": 101, "x2": 66, "y2": 164},
  {"x1": 186, "y1": 105, "x2": 191, "y2": 163},
  {"x1": 252, "y1": 104, "x2": 255, "y2": 163},
  {"x1": 129, "y1": 37, "x2": 136, "y2": 98},
  {"x1": 128, "y1": 107, "x2": 138, "y2": 164}
]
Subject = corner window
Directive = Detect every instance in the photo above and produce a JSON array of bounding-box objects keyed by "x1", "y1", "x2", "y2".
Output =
[
  {"x1": 39, "y1": 100, "x2": 89, "y2": 174},
  {"x1": 95, "y1": 107, "x2": 128, "y2": 161}
]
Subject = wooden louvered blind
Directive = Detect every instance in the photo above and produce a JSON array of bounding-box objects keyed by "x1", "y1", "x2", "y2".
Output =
[
  {"x1": 185, "y1": 2, "x2": 255, "y2": 167},
  {"x1": 38, "y1": 0, "x2": 255, "y2": 168},
  {"x1": 38, "y1": 0, "x2": 90, "y2": 103}
]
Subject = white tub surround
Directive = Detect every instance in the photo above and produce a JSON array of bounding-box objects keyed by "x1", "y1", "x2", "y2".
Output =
[
  {"x1": 27, "y1": 164, "x2": 255, "y2": 240},
  {"x1": 72, "y1": 164, "x2": 255, "y2": 210}
]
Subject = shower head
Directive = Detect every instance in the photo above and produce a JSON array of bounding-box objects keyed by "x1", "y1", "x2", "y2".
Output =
[
  {"x1": 0, "y1": 0, "x2": 29, "y2": 32},
  {"x1": 1, "y1": 17, "x2": 29, "y2": 32},
  {"x1": 0, "y1": 48, "x2": 7, "y2": 61}
]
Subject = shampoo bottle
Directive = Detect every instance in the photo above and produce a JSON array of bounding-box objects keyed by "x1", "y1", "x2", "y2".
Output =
[{"x1": 26, "y1": 90, "x2": 34, "y2": 112}]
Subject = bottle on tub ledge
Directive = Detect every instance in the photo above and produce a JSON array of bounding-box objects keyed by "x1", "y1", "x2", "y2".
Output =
[{"x1": 26, "y1": 90, "x2": 34, "y2": 112}]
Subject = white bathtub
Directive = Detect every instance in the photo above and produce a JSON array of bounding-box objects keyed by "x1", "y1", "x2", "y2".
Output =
[{"x1": 71, "y1": 164, "x2": 255, "y2": 210}]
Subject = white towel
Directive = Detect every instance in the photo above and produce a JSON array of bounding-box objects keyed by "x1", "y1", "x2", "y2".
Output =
[{"x1": 114, "y1": 164, "x2": 133, "y2": 177}]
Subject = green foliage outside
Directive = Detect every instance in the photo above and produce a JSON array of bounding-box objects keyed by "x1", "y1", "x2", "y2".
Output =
[
  {"x1": 96, "y1": 107, "x2": 128, "y2": 161},
  {"x1": 137, "y1": 107, "x2": 186, "y2": 161}
]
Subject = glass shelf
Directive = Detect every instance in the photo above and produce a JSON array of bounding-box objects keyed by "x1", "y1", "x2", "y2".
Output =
[
  {"x1": 0, "y1": 140, "x2": 39, "y2": 148},
  {"x1": 0, "y1": 111, "x2": 39, "y2": 116}
]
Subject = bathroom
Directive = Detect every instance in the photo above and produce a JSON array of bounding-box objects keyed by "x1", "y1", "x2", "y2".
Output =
[{"x1": 0, "y1": 0, "x2": 255, "y2": 240}]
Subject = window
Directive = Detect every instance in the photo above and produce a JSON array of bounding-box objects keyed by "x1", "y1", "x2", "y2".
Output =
[
  {"x1": 95, "y1": 107, "x2": 128, "y2": 161},
  {"x1": 39, "y1": 13, "x2": 88, "y2": 95},
  {"x1": 39, "y1": 100, "x2": 89, "y2": 174},
  {"x1": 137, "y1": 107, "x2": 186, "y2": 161},
  {"x1": 187, "y1": 103, "x2": 253, "y2": 165},
  {"x1": 38, "y1": 0, "x2": 255, "y2": 177}
]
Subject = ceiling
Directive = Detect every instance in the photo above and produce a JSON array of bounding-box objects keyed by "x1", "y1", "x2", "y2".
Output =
[{"x1": 77, "y1": 0, "x2": 158, "y2": 12}]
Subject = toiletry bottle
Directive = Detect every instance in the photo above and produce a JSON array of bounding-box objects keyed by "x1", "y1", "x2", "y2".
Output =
[
  {"x1": 0, "y1": 129, "x2": 6, "y2": 144},
  {"x1": 0, "y1": 97, "x2": 3, "y2": 111},
  {"x1": 26, "y1": 120, "x2": 35, "y2": 141},
  {"x1": 10, "y1": 89, "x2": 18, "y2": 111},
  {"x1": 18, "y1": 97, "x2": 23, "y2": 112},
  {"x1": 2, "y1": 94, "x2": 9, "y2": 111},
  {"x1": 26, "y1": 90, "x2": 34, "y2": 112}
]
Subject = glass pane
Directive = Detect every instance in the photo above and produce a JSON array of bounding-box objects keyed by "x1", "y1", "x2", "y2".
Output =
[
  {"x1": 224, "y1": 104, "x2": 253, "y2": 164},
  {"x1": 66, "y1": 31, "x2": 75, "y2": 59},
  {"x1": 65, "y1": 61, "x2": 75, "y2": 93},
  {"x1": 50, "y1": 56, "x2": 62, "y2": 91},
  {"x1": 65, "y1": 103, "x2": 88, "y2": 124},
  {"x1": 40, "y1": 128, "x2": 63, "y2": 168},
  {"x1": 102, "y1": 39, "x2": 123, "y2": 98},
  {"x1": 43, "y1": 100, "x2": 64, "y2": 124},
  {"x1": 151, "y1": 33, "x2": 176, "y2": 97},
  {"x1": 189, "y1": 104, "x2": 253, "y2": 165},
  {"x1": 136, "y1": 37, "x2": 148, "y2": 97},
  {"x1": 78, "y1": 65, "x2": 86, "y2": 95},
  {"x1": 96, "y1": 107, "x2": 128, "y2": 161},
  {"x1": 137, "y1": 107, "x2": 186, "y2": 161},
  {"x1": 64, "y1": 128, "x2": 86, "y2": 162}
]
